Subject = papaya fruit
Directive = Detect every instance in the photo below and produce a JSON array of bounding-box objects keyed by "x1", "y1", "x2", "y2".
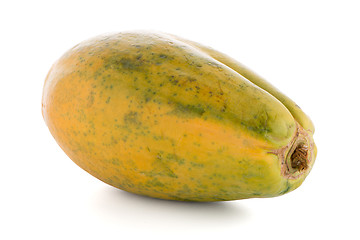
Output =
[{"x1": 42, "y1": 31, "x2": 316, "y2": 201}]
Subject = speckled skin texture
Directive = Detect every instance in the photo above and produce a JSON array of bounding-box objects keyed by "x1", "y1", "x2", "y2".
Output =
[{"x1": 42, "y1": 31, "x2": 316, "y2": 201}]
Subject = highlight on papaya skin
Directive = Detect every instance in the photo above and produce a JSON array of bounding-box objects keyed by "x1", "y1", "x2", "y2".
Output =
[{"x1": 42, "y1": 31, "x2": 316, "y2": 201}]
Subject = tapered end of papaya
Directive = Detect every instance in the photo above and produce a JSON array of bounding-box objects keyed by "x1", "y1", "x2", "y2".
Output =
[{"x1": 273, "y1": 122, "x2": 316, "y2": 180}]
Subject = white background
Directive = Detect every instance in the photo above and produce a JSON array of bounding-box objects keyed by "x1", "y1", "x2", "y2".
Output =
[{"x1": 1, "y1": 0, "x2": 359, "y2": 239}]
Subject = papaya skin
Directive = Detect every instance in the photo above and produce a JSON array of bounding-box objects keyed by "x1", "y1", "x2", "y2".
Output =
[
  {"x1": 174, "y1": 35, "x2": 315, "y2": 134},
  {"x1": 42, "y1": 31, "x2": 316, "y2": 201}
]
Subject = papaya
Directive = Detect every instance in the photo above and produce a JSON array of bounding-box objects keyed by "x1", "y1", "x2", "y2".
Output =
[{"x1": 42, "y1": 31, "x2": 316, "y2": 201}]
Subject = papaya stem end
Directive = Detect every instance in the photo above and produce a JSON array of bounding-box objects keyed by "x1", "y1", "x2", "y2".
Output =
[
  {"x1": 272, "y1": 122, "x2": 315, "y2": 180},
  {"x1": 290, "y1": 144, "x2": 309, "y2": 172}
]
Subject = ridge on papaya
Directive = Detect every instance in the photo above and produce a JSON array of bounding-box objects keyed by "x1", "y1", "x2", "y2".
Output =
[{"x1": 42, "y1": 31, "x2": 316, "y2": 201}]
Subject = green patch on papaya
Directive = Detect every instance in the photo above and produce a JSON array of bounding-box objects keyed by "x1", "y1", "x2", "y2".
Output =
[
  {"x1": 142, "y1": 153, "x2": 179, "y2": 178},
  {"x1": 279, "y1": 182, "x2": 291, "y2": 195},
  {"x1": 168, "y1": 102, "x2": 205, "y2": 118},
  {"x1": 119, "y1": 58, "x2": 143, "y2": 70},
  {"x1": 165, "y1": 153, "x2": 185, "y2": 165},
  {"x1": 240, "y1": 108, "x2": 272, "y2": 136},
  {"x1": 146, "y1": 178, "x2": 166, "y2": 188},
  {"x1": 244, "y1": 124, "x2": 271, "y2": 136},
  {"x1": 190, "y1": 162, "x2": 204, "y2": 168},
  {"x1": 123, "y1": 111, "x2": 140, "y2": 125},
  {"x1": 104, "y1": 55, "x2": 146, "y2": 72}
]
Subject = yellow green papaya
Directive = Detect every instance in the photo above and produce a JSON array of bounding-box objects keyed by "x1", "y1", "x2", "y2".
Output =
[{"x1": 42, "y1": 31, "x2": 316, "y2": 201}]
